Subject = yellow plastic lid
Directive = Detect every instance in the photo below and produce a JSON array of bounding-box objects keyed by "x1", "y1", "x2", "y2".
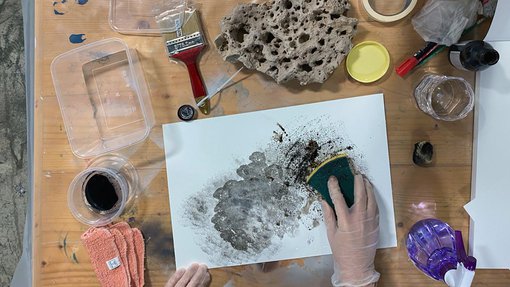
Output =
[{"x1": 346, "y1": 41, "x2": 390, "y2": 83}]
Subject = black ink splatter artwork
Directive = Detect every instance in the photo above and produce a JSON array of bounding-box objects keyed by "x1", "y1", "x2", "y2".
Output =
[
  {"x1": 182, "y1": 116, "x2": 367, "y2": 265},
  {"x1": 211, "y1": 152, "x2": 301, "y2": 253}
]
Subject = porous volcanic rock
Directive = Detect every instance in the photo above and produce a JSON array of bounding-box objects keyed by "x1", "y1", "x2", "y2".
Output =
[{"x1": 215, "y1": 0, "x2": 358, "y2": 85}]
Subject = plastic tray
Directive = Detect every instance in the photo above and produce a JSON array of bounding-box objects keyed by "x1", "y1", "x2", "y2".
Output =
[{"x1": 51, "y1": 38, "x2": 155, "y2": 158}]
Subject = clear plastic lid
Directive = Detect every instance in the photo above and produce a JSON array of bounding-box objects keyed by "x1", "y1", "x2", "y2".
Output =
[
  {"x1": 110, "y1": 0, "x2": 187, "y2": 35},
  {"x1": 51, "y1": 38, "x2": 154, "y2": 158}
]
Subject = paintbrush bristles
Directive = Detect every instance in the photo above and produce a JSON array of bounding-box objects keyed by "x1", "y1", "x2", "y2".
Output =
[{"x1": 161, "y1": 11, "x2": 203, "y2": 42}]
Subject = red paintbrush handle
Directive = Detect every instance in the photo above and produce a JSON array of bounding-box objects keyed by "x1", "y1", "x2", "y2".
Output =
[
  {"x1": 184, "y1": 61, "x2": 206, "y2": 99},
  {"x1": 171, "y1": 46, "x2": 206, "y2": 99}
]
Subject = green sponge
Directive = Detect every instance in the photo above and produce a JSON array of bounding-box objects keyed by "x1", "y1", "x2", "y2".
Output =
[{"x1": 306, "y1": 154, "x2": 355, "y2": 209}]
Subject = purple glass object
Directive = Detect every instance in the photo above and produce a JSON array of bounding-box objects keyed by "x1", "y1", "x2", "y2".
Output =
[
  {"x1": 406, "y1": 219, "x2": 458, "y2": 281},
  {"x1": 454, "y1": 230, "x2": 477, "y2": 271}
]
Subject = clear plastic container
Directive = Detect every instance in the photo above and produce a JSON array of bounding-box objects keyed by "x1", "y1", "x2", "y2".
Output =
[
  {"x1": 109, "y1": 0, "x2": 160, "y2": 34},
  {"x1": 109, "y1": 0, "x2": 187, "y2": 35},
  {"x1": 414, "y1": 74, "x2": 474, "y2": 121},
  {"x1": 51, "y1": 38, "x2": 154, "y2": 158},
  {"x1": 406, "y1": 218, "x2": 458, "y2": 281},
  {"x1": 68, "y1": 154, "x2": 139, "y2": 227}
]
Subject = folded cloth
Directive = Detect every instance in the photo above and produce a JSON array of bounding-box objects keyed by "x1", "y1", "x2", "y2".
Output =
[
  {"x1": 111, "y1": 222, "x2": 140, "y2": 287},
  {"x1": 110, "y1": 228, "x2": 132, "y2": 287},
  {"x1": 81, "y1": 227, "x2": 130, "y2": 287},
  {"x1": 132, "y1": 228, "x2": 145, "y2": 287}
]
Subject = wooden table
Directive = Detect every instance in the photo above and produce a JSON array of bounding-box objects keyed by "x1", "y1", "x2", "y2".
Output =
[{"x1": 32, "y1": 0, "x2": 510, "y2": 286}]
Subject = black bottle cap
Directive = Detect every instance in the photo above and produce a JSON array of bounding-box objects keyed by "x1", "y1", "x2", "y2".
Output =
[
  {"x1": 178, "y1": 105, "x2": 197, "y2": 121},
  {"x1": 482, "y1": 49, "x2": 500, "y2": 66}
]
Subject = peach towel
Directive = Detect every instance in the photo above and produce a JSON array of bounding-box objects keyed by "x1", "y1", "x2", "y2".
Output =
[
  {"x1": 81, "y1": 228, "x2": 130, "y2": 287},
  {"x1": 110, "y1": 228, "x2": 132, "y2": 287},
  {"x1": 111, "y1": 222, "x2": 140, "y2": 287},
  {"x1": 82, "y1": 223, "x2": 145, "y2": 287},
  {"x1": 132, "y1": 228, "x2": 145, "y2": 287}
]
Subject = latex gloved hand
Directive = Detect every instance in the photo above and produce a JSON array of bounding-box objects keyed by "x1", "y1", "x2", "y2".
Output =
[
  {"x1": 321, "y1": 174, "x2": 380, "y2": 287},
  {"x1": 165, "y1": 263, "x2": 211, "y2": 287}
]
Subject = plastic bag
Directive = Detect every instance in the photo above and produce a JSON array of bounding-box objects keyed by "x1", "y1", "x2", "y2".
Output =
[
  {"x1": 412, "y1": 0, "x2": 481, "y2": 46},
  {"x1": 154, "y1": 0, "x2": 188, "y2": 33}
]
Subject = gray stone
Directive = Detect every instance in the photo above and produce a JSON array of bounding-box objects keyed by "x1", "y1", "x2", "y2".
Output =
[
  {"x1": 0, "y1": 0, "x2": 28, "y2": 285},
  {"x1": 215, "y1": 0, "x2": 358, "y2": 85}
]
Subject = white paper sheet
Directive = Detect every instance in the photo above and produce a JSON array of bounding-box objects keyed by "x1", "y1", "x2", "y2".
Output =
[
  {"x1": 163, "y1": 94, "x2": 397, "y2": 268},
  {"x1": 465, "y1": 40, "x2": 510, "y2": 269},
  {"x1": 483, "y1": 1, "x2": 510, "y2": 42},
  {"x1": 464, "y1": 1, "x2": 510, "y2": 269}
]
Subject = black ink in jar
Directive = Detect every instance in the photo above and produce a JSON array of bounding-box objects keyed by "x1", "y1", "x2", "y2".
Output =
[
  {"x1": 84, "y1": 172, "x2": 121, "y2": 212},
  {"x1": 68, "y1": 155, "x2": 139, "y2": 226}
]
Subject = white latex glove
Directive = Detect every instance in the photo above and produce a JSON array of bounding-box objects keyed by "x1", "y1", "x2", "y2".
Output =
[
  {"x1": 165, "y1": 263, "x2": 211, "y2": 287},
  {"x1": 322, "y1": 174, "x2": 380, "y2": 287}
]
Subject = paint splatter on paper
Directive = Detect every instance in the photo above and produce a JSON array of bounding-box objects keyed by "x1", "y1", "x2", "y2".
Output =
[
  {"x1": 211, "y1": 152, "x2": 302, "y2": 253},
  {"x1": 164, "y1": 94, "x2": 397, "y2": 268},
  {"x1": 181, "y1": 118, "x2": 366, "y2": 265}
]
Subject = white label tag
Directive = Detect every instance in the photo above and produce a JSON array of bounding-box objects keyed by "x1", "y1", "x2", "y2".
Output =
[{"x1": 106, "y1": 257, "x2": 121, "y2": 270}]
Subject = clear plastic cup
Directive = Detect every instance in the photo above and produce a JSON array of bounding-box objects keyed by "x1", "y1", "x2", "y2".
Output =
[
  {"x1": 414, "y1": 74, "x2": 474, "y2": 121},
  {"x1": 68, "y1": 155, "x2": 139, "y2": 226}
]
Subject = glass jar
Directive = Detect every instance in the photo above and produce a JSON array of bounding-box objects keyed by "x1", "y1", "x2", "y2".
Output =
[
  {"x1": 414, "y1": 74, "x2": 474, "y2": 121},
  {"x1": 67, "y1": 154, "x2": 139, "y2": 226}
]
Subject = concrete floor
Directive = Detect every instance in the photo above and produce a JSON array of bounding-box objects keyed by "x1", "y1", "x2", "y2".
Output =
[{"x1": 0, "y1": 0, "x2": 28, "y2": 285}]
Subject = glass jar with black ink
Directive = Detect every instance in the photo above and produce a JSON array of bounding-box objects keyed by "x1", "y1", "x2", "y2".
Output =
[{"x1": 67, "y1": 154, "x2": 139, "y2": 226}]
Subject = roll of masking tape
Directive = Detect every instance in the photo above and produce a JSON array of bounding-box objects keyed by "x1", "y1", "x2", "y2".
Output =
[{"x1": 362, "y1": 0, "x2": 418, "y2": 23}]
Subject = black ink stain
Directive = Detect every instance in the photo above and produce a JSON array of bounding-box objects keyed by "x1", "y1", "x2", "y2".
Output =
[
  {"x1": 273, "y1": 123, "x2": 289, "y2": 143},
  {"x1": 71, "y1": 252, "x2": 79, "y2": 264},
  {"x1": 285, "y1": 140, "x2": 320, "y2": 182},
  {"x1": 277, "y1": 123, "x2": 288, "y2": 136},
  {"x1": 184, "y1": 119, "x2": 364, "y2": 257},
  {"x1": 273, "y1": 131, "x2": 283, "y2": 143},
  {"x1": 140, "y1": 221, "x2": 175, "y2": 266},
  {"x1": 258, "y1": 261, "x2": 281, "y2": 272}
]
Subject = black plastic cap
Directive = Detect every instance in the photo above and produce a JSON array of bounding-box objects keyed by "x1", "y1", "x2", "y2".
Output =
[{"x1": 178, "y1": 105, "x2": 197, "y2": 121}]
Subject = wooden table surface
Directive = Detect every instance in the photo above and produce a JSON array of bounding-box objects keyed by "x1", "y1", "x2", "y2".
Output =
[{"x1": 32, "y1": 0, "x2": 510, "y2": 286}]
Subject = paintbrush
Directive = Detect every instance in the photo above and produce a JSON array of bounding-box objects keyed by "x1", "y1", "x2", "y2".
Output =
[{"x1": 158, "y1": 9, "x2": 210, "y2": 114}]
